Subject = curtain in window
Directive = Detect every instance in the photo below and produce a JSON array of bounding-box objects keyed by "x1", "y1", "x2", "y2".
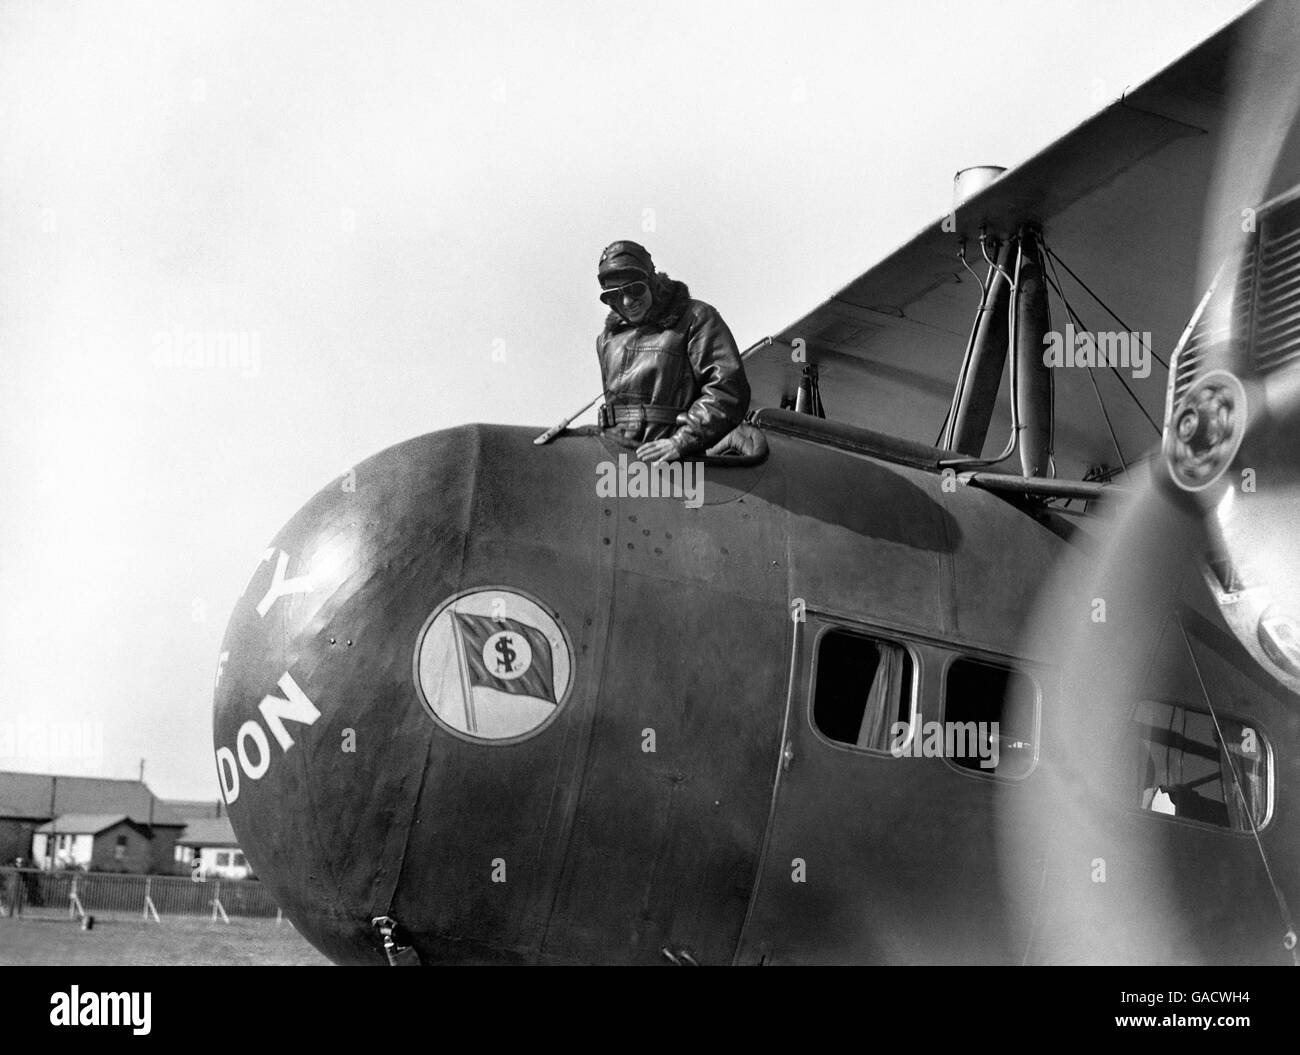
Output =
[
  {"x1": 1221, "y1": 726, "x2": 1265, "y2": 830},
  {"x1": 857, "y1": 644, "x2": 902, "y2": 751}
]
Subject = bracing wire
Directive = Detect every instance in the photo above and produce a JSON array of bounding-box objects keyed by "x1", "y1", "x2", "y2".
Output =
[{"x1": 1040, "y1": 238, "x2": 1169, "y2": 371}]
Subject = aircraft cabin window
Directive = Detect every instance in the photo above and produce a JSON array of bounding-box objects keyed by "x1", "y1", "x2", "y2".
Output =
[
  {"x1": 1133, "y1": 700, "x2": 1270, "y2": 831},
  {"x1": 943, "y1": 658, "x2": 1038, "y2": 779},
  {"x1": 812, "y1": 629, "x2": 914, "y2": 752}
]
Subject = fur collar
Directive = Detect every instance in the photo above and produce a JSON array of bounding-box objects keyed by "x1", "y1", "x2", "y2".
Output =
[{"x1": 603, "y1": 273, "x2": 692, "y2": 333}]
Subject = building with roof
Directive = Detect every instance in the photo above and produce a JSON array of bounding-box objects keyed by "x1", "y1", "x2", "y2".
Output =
[
  {"x1": 162, "y1": 798, "x2": 225, "y2": 821},
  {"x1": 31, "y1": 815, "x2": 155, "y2": 873},
  {"x1": 0, "y1": 771, "x2": 186, "y2": 873},
  {"x1": 176, "y1": 816, "x2": 251, "y2": 879}
]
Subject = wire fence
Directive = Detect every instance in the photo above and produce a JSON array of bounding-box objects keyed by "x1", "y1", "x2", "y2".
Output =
[{"x1": 0, "y1": 867, "x2": 284, "y2": 923}]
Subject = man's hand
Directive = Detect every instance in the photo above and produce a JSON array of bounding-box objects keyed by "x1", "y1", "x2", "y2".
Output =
[{"x1": 636, "y1": 438, "x2": 682, "y2": 464}]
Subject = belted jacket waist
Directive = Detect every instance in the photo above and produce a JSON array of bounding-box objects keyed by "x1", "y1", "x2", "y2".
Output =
[{"x1": 597, "y1": 403, "x2": 686, "y2": 428}]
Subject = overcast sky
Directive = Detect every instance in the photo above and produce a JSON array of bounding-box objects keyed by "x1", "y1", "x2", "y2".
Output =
[{"x1": 0, "y1": 0, "x2": 1257, "y2": 799}]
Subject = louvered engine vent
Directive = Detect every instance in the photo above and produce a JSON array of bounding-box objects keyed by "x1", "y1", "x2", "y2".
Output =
[
  {"x1": 1251, "y1": 194, "x2": 1300, "y2": 374},
  {"x1": 1169, "y1": 191, "x2": 1300, "y2": 422}
]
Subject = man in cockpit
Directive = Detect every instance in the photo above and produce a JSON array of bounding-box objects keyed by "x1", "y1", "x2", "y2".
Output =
[{"x1": 595, "y1": 240, "x2": 750, "y2": 463}]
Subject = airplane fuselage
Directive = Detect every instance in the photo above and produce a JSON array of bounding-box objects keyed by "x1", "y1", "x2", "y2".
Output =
[{"x1": 212, "y1": 420, "x2": 1297, "y2": 964}]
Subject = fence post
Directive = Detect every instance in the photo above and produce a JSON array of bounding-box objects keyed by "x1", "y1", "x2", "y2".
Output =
[
  {"x1": 68, "y1": 876, "x2": 86, "y2": 921},
  {"x1": 211, "y1": 879, "x2": 229, "y2": 924},
  {"x1": 143, "y1": 876, "x2": 161, "y2": 924}
]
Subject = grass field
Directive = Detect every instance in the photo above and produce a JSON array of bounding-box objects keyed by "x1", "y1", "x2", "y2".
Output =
[{"x1": 0, "y1": 915, "x2": 332, "y2": 966}]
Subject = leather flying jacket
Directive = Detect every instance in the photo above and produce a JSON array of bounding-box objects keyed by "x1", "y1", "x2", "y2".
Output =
[{"x1": 596, "y1": 274, "x2": 750, "y2": 455}]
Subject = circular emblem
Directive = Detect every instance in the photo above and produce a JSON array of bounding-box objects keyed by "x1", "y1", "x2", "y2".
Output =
[
  {"x1": 413, "y1": 587, "x2": 571, "y2": 743},
  {"x1": 482, "y1": 630, "x2": 532, "y2": 681}
]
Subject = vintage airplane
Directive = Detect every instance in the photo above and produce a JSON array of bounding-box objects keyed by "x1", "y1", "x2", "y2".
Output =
[{"x1": 213, "y1": 0, "x2": 1300, "y2": 964}]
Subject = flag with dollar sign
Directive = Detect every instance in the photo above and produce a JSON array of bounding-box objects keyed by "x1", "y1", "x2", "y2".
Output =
[{"x1": 452, "y1": 612, "x2": 557, "y2": 704}]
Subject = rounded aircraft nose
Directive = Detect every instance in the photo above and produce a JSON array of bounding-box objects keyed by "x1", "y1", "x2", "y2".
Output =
[{"x1": 212, "y1": 425, "x2": 595, "y2": 964}]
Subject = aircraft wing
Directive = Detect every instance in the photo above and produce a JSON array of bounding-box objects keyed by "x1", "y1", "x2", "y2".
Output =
[{"x1": 747, "y1": 0, "x2": 1300, "y2": 482}]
